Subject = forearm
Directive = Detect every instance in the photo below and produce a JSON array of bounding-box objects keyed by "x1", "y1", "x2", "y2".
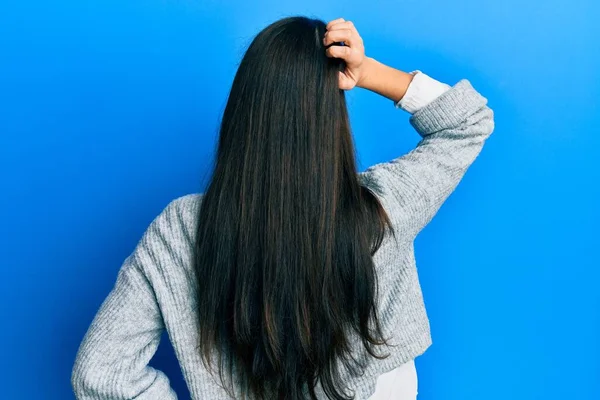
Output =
[{"x1": 357, "y1": 57, "x2": 416, "y2": 103}]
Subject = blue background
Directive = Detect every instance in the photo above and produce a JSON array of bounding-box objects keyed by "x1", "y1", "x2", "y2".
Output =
[{"x1": 1, "y1": 1, "x2": 598, "y2": 399}]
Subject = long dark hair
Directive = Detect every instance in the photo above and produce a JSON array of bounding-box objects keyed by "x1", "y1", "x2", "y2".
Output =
[{"x1": 193, "y1": 16, "x2": 397, "y2": 400}]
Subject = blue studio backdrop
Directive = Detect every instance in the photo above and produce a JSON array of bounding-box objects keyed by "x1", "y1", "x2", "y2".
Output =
[{"x1": 1, "y1": 1, "x2": 598, "y2": 399}]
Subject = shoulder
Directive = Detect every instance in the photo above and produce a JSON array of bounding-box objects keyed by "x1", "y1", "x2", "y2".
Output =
[
  {"x1": 133, "y1": 193, "x2": 204, "y2": 267},
  {"x1": 359, "y1": 171, "x2": 415, "y2": 247},
  {"x1": 155, "y1": 193, "x2": 204, "y2": 227},
  {"x1": 164, "y1": 193, "x2": 204, "y2": 220}
]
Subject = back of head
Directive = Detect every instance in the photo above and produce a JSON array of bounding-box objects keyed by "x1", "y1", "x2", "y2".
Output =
[
  {"x1": 194, "y1": 16, "x2": 396, "y2": 400},
  {"x1": 216, "y1": 16, "x2": 349, "y2": 193}
]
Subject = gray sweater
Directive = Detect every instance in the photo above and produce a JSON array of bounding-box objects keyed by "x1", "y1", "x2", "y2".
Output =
[{"x1": 71, "y1": 78, "x2": 495, "y2": 399}]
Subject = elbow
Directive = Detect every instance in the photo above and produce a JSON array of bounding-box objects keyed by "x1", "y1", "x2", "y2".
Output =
[
  {"x1": 486, "y1": 106, "x2": 495, "y2": 135},
  {"x1": 472, "y1": 105, "x2": 495, "y2": 143},
  {"x1": 481, "y1": 105, "x2": 495, "y2": 139},
  {"x1": 71, "y1": 364, "x2": 86, "y2": 399},
  {"x1": 71, "y1": 358, "x2": 94, "y2": 399},
  {"x1": 71, "y1": 351, "x2": 108, "y2": 399}
]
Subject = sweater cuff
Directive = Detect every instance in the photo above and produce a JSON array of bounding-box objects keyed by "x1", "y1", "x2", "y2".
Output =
[{"x1": 395, "y1": 70, "x2": 452, "y2": 114}]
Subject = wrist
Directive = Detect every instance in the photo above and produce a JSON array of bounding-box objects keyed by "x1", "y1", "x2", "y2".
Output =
[
  {"x1": 356, "y1": 58, "x2": 416, "y2": 103},
  {"x1": 356, "y1": 56, "x2": 379, "y2": 89}
]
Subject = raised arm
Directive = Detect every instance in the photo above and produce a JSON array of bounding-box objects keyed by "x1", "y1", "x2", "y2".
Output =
[
  {"x1": 359, "y1": 70, "x2": 495, "y2": 239},
  {"x1": 324, "y1": 18, "x2": 495, "y2": 240}
]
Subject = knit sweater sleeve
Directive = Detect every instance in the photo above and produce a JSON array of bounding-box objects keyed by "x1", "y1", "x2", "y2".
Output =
[
  {"x1": 71, "y1": 201, "x2": 181, "y2": 399},
  {"x1": 360, "y1": 74, "x2": 495, "y2": 239}
]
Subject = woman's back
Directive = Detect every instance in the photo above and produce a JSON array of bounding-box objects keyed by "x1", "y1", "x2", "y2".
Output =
[{"x1": 71, "y1": 16, "x2": 494, "y2": 400}]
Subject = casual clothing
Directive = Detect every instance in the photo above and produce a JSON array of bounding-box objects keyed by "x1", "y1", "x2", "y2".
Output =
[
  {"x1": 366, "y1": 70, "x2": 452, "y2": 400},
  {"x1": 71, "y1": 71, "x2": 494, "y2": 399},
  {"x1": 367, "y1": 359, "x2": 418, "y2": 400}
]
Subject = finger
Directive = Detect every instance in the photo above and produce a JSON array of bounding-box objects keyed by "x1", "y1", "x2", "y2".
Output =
[
  {"x1": 323, "y1": 29, "x2": 354, "y2": 47},
  {"x1": 326, "y1": 18, "x2": 345, "y2": 30},
  {"x1": 338, "y1": 71, "x2": 355, "y2": 90},
  {"x1": 325, "y1": 44, "x2": 352, "y2": 61},
  {"x1": 326, "y1": 21, "x2": 362, "y2": 46},
  {"x1": 326, "y1": 20, "x2": 356, "y2": 32}
]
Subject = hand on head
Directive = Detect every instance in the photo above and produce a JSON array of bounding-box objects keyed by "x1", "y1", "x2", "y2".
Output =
[{"x1": 323, "y1": 18, "x2": 368, "y2": 90}]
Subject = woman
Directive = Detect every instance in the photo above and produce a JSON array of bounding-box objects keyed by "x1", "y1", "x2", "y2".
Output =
[{"x1": 71, "y1": 16, "x2": 494, "y2": 400}]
